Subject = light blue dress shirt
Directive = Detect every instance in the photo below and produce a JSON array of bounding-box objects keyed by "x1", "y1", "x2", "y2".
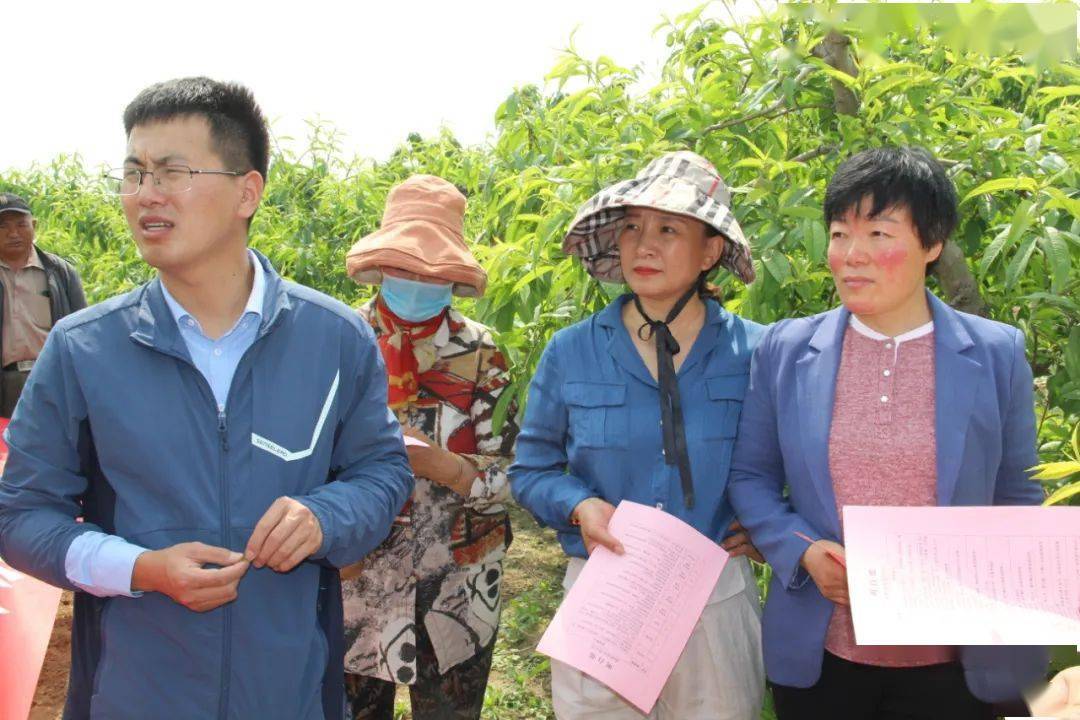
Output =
[{"x1": 63, "y1": 251, "x2": 265, "y2": 597}]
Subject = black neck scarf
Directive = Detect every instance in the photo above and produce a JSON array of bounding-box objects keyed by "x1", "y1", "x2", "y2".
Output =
[{"x1": 632, "y1": 282, "x2": 701, "y2": 509}]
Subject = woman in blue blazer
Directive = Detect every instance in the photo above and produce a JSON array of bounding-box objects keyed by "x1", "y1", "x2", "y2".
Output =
[{"x1": 727, "y1": 146, "x2": 1047, "y2": 720}]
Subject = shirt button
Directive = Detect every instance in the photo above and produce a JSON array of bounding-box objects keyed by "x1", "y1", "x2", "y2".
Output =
[
  {"x1": 213, "y1": 348, "x2": 223, "y2": 357},
  {"x1": 883, "y1": 369, "x2": 891, "y2": 377},
  {"x1": 885, "y1": 342, "x2": 893, "y2": 350},
  {"x1": 185, "y1": 318, "x2": 195, "y2": 327},
  {"x1": 656, "y1": 502, "x2": 664, "y2": 510},
  {"x1": 880, "y1": 395, "x2": 889, "y2": 403}
]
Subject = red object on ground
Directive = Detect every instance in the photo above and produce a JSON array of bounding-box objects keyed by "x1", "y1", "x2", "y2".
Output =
[{"x1": 0, "y1": 417, "x2": 65, "y2": 720}]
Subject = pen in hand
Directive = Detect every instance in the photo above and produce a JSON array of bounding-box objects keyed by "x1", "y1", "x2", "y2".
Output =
[{"x1": 794, "y1": 531, "x2": 847, "y2": 568}]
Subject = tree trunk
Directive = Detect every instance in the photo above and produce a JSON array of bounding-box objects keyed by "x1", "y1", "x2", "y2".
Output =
[
  {"x1": 812, "y1": 30, "x2": 860, "y2": 116},
  {"x1": 931, "y1": 240, "x2": 989, "y2": 316}
]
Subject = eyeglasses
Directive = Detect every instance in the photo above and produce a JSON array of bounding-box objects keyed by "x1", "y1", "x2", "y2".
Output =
[{"x1": 103, "y1": 165, "x2": 246, "y2": 196}]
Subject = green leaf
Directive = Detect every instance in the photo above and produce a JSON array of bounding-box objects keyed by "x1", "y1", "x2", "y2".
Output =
[
  {"x1": 490, "y1": 377, "x2": 519, "y2": 435},
  {"x1": 779, "y1": 206, "x2": 822, "y2": 221},
  {"x1": 859, "y1": 75, "x2": 920, "y2": 105},
  {"x1": 1035, "y1": 85, "x2": 1080, "y2": 104},
  {"x1": 807, "y1": 58, "x2": 859, "y2": 88},
  {"x1": 1042, "y1": 188, "x2": 1080, "y2": 221},
  {"x1": 761, "y1": 251, "x2": 793, "y2": 285},
  {"x1": 962, "y1": 177, "x2": 1039, "y2": 203},
  {"x1": 1039, "y1": 229, "x2": 1071, "y2": 293},
  {"x1": 1004, "y1": 234, "x2": 1037, "y2": 289},
  {"x1": 1044, "y1": 482, "x2": 1080, "y2": 506},
  {"x1": 1030, "y1": 460, "x2": 1080, "y2": 481},
  {"x1": 978, "y1": 227, "x2": 1013, "y2": 276},
  {"x1": 1067, "y1": 327, "x2": 1080, "y2": 383}
]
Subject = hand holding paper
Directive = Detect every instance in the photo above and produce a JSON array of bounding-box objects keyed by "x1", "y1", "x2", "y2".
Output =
[
  {"x1": 537, "y1": 501, "x2": 728, "y2": 714},
  {"x1": 571, "y1": 497, "x2": 624, "y2": 555},
  {"x1": 798, "y1": 534, "x2": 849, "y2": 606}
]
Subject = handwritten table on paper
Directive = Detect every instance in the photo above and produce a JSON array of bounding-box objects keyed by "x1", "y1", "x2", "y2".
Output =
[
  {"x1": 537, "y1": 501, "x2": 728, "y2": 714},
  {"x1": 844, "y1": 505, "x2": 1080, "y2": 646}
]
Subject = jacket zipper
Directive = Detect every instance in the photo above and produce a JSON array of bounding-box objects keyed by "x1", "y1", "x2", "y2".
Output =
[
  {"x1": 135, "y1": 311, "x2": 282, "y2": 720},
  {"x1": 217, "y1": 407, "x2": 232, "y2": 720},
  {"x1": 213, "y1": 322, "x2": 278, "y2": 720}
]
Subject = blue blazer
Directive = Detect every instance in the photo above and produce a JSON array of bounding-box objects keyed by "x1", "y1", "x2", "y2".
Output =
[{"x1": 727, "y1": 291, "x2": 1048, "y2": 704}]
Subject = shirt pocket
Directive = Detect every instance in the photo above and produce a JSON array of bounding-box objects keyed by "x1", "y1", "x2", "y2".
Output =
[
  {"x1": 698, "y1": 374, "x2": 748, "y2": 441},
  {"x1": 564, "y1": 381, "x2": 628, "y2": 449},
  {"x1": 26, "y1": 291, "x2": 52, "y2": 331}
]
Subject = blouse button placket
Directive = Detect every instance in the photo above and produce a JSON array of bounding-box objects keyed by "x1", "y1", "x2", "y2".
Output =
[{"x1": 878, "y1": 340, "x2": 897, "y2": 423}]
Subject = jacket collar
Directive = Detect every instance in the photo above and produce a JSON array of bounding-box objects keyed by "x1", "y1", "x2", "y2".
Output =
[
  {"x1": 797, "y1": 289, "x2": 981, "y2": 537},
  {"x1": 130, "y1": 249, "x2": 291, "y2": 355},
  {"x1": 597, "y1": 293, "x2": 727, "y2": 388}
]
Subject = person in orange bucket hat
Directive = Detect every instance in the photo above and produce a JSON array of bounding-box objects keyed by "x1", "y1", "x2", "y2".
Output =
[{"x1": 341, "y1": 175, "x2": 518, "y2": 720}]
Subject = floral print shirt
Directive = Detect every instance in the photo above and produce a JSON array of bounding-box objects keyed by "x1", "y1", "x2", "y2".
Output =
[{"x1": 342, "y1": 301, "x2": 518, "y2": 684}]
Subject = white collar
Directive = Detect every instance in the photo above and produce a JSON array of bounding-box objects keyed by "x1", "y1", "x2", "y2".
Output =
[{"x1": 849, "y1": 314, "x2": 934, "y2": 345}]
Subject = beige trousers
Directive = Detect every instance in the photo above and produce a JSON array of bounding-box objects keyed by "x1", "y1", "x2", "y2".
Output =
[{"x1": 550, "y1": 554, "x2": 765, "y2": 720}]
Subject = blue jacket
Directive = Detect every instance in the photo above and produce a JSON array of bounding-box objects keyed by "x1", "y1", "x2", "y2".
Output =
[
  {"x1": 0, "y1": 252, "x2": 413, "y2": 720},
  {"x1": 510, "y1": 295, "x2": 765, "y2": 557},
  {"x1": 727, "y1": 291, "x2": 1047, "y2": 704}
]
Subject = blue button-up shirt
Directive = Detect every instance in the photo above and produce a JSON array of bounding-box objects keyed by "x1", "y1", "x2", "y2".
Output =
[
  {"x1": 509, "y1": 294, "x2": 766, "y2": 558},
  {"x1": 63, "y1": 250, "x2": 265, "y2": 597}
]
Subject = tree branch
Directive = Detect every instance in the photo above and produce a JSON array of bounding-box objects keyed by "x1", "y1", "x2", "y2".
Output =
[
  {"x1": 708, "y1": 102, "x2": 830, "y2": 133},
  {"x1": 791, "y1": 145, "x2": 837, "y2": 163},
  {"x1": 705, "y1": 67, "x2": 817, "y2": 132}
]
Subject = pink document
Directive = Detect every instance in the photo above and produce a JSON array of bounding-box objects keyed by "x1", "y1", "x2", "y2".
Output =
[
  {"x1": 536, "y1": 501, "x2": 728, "y2": 713},
  {"x1": 844, "y1": 506, "x2": 1080, "y2": 645}
]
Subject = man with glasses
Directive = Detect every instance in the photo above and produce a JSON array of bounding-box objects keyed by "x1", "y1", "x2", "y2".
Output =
[
  {"x1": 0, "y1": 193, "x2": 86, "y2": 416},
  {"x1": 0, "y1": 77, "x2": 413, "y2": 720}
]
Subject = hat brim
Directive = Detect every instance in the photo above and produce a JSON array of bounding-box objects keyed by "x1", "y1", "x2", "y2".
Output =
[
  {"x1": 562, "y1": 175, "x2": 756, "y2": 285},
  {"x1": 346, "y1": 220, "x2": 487, "y2": 298}
]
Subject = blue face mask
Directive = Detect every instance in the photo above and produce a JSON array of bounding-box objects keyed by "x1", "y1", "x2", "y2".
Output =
[{"x1": 380, "y1": 275, "x2": 453, "y2": 322}]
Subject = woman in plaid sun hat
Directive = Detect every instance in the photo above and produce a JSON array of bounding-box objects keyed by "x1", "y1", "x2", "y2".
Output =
[{"x1": 510, "y1": 151, "x2": 767, "y2": 719}]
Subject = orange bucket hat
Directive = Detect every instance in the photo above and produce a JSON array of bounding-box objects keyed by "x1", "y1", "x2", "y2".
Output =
[{"x1": 345, "y1": 174, "x2": 487, "y2": 297}]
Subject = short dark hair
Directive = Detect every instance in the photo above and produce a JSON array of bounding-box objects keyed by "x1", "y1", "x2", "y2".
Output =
[
  {"x1": 123, "y1": 77, "x2": 270, "y2": 180},
  {"x1": 824, "y1": 146, "x2": 958, "y2": 249}
]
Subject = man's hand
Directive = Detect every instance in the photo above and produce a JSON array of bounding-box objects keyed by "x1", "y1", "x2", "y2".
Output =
[
  {"x1": 401, "y1": 425, "x2": 475, "y2": 496},
  {"x1": 245, "y1": 497, "x2": 324, "y2": 572},
  {"x1": 800, "y1": 539, "x2": 849, "y2": 605},
  {"x1": 721, "y1": 519, "x2": 765, "y2": 563},
  {"x1": 131, "y1": 542, "x2": 249, "y2": 612},
  {"x1": 571, "y1": 498, "x2": 624, "y2": 556},
  {"x1": 1029, "y1": 666, "x2": 1080, "y2": 719}
]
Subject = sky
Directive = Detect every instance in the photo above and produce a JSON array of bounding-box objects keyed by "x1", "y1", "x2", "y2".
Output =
[{"x1": 2, "y1": 0, "x2": 765, "y2": 174}]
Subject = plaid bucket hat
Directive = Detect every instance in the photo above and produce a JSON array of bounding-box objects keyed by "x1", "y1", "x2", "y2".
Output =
[{"x1": 562, "y1": 151, "x2": 755, "y2": 284}]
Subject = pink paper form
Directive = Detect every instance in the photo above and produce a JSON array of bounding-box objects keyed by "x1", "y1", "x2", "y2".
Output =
[
  {"x1": 536, "y1": 501, "x2": 728, "y2": 713},
  {"x1": 844, "y1": 506, "x2": 1080, "y2": 646}
]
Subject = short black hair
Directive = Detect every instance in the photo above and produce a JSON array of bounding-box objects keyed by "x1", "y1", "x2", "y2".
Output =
[
  {"x1": 123, "y1": 77, "x2": 269, "y2": 180},
  {"x1": 824, "y1": 146, "x2": 958, "y2": 249}
]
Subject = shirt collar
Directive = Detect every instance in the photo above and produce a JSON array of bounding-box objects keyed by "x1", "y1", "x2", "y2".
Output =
[
  {"x1": 849, "y1": 314, "x2": 934, "y2": 344},
  {"x1": 160, "y1": 249, "x2": 265, "y2": 330},
  {"x1": 596, "y1": 293, "x2": 726, "y2": 329},
  {"x1": 0, "y1": 246, "x2": 44, "y2": 271}
]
